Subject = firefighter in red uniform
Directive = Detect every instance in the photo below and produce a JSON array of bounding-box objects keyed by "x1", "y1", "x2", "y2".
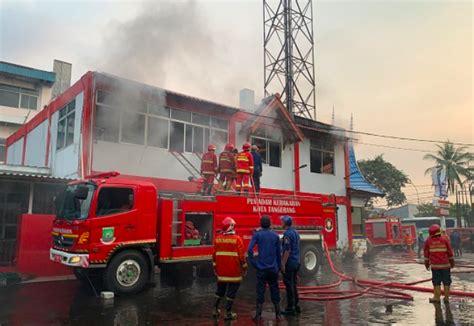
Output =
[
  {"x1": 218, "y1": 143, "x2": 236, "y2": 192},
  {"x1": 424, "y1": 224, "x2": 455, "y2": 303},
  {"x1": 200, "y1": 144, "x2": 218, "y2": 195},
  {"x1": 235, "y1": 143, "x2": 254, "y2": 194},
  {"x1": 212, "y1": 217, "x2": 247, "y2": 320}
]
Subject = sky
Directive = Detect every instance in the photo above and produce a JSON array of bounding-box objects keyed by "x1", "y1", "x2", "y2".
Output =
[{"x1": 0, "y1": 0, "x2": 472, "y2": 206}]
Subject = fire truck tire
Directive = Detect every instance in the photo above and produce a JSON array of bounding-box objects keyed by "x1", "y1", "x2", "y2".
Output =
[
  {"x1": 104, "y1": 250, "x2": 149, "y2": 295},
  {"x1": 300, "y1": 243, "x2": 322, "y2": 277}
]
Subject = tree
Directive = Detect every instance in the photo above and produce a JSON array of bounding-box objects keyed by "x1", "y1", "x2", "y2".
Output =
[
  {"x1": 358, "y1": 155, "x2": 409, "y2": 207},
  {"x1": 415, "y1": 203, "x2": 435, "y2": 217},
  {"x1": 423, "y1": 141, "x2": 473, "y2": 194}
]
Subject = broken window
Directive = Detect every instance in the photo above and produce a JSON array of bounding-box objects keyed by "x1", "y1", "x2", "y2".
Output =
[
  {"x1": 310, "y1": 138, "x2": 335, "y2": 175},
  {"x1": 251, "y1": 136, "x2": 281, "y2": 168}
]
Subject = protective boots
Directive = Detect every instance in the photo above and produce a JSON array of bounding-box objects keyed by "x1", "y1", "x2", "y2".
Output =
[
  {"x1": 212, "y1": 297, "x2": 221, "y2": 318},
  {"x1": 281, "y1": 307, "x2": 297, "y2": 316},
  {"x1": 252, "y1": 303, "x2": 263, "y2": 323},
  {"x1": 443, "y1": 286, "x2": 450, "y2": 303},
  {"x1": 429, "y1": 285, "x2": 441, "y2": 303},
  {"x1": 224, "y1": 311, "x2": 237, "y2": 321}
]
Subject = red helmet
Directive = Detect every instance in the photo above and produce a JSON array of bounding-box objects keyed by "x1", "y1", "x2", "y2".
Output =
[
  {"x1": 222, "y1": 217, "x2": 236, "y2": 232},
  {"x1": 242, "y1": 142, "x2": 251, "y2": 151},
  {"x1": 429, "y1": 224, "x2": 441, "y2": 237},
  {"x1": 208, "y1": 144, "x2": 217, "y2": 151},
  {"x1": 225, "y1": 143, "x2": 234, "y2": 151}
]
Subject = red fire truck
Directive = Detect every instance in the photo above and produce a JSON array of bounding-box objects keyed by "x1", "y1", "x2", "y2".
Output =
[
  {"x1": 365, "y1": 216, "x2": 416, "y2": 249},
  {"x1": 49, "y1": 172, "x2": 337, "y2": 295}
]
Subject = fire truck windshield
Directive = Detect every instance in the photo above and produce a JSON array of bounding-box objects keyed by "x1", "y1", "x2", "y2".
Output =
[{"x1": 57, "y1": 184, "x2": 95, "y2": 220}]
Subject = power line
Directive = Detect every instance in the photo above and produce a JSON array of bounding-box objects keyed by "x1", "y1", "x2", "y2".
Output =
[
  {"x1": 356, "y1": 142, "x2": 436, "y2": 153},
  {"x1": 242, "y1": 108, "x2": 474, "y2": 146}
]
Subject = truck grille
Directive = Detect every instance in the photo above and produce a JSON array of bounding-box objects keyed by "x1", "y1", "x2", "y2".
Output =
[{"x1": 52, "y1": 234, "x2": 74, "y2": 248}]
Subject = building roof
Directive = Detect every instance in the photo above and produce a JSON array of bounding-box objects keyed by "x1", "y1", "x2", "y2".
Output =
[
  {"x1": 0, "y1": 61, "x2": 56, "y2": 84},
  {"x1": 348, "y1": 143, "x2": 384, "y2": 197},
  {"x1": 0, "y1": 164, "x2": 72, "y2": 182}
]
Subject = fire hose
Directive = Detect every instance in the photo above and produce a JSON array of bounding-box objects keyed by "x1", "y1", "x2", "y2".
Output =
[{"x1": 285, "y1": 242, "x2": 474, "y2": 301}]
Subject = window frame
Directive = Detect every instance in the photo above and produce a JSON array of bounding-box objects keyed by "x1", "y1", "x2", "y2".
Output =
[
  {"x1": 94, "y1": 91, "x2": 229, "y2": 153},
  {"x1": 0, "y1": 138, "x2": 5, "y2": 163},
  {"x1": 250, "y1": 135, "x2": 282, "y2": 168},
  {"x1": 309, "y1": 138, "x2": 336, "y2": 175},
  {"x1": 56, "y1": 99, "x2": 76, "y2": 151},
  {"x1": 0, "y1": 84, "x2": 39, "y2": 110},
  {"x1": 95, "y1": 186, "x2": 135, "y2": 217}
]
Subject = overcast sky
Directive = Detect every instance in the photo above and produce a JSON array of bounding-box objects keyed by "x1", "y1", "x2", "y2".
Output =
[{"x1": 1, "y1": 0, "x2": 472, "y2": 205}]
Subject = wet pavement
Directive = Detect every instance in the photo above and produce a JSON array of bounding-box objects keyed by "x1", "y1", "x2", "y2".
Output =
[{"x1": 1, "y1": 251, "x2": 473, "y2": 325}]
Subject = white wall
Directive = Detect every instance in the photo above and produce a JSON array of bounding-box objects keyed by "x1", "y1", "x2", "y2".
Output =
[
  {"x1": 24, "y1": 120, "x2": 48, "y2": 167},
  {"x1": 6, "y1": 138, "x2": 23, "y2": 165},
  {"x1": 93, "y1": 141, "x2": 202, "y2": 181},
  {"x1": 49, "y1": 92, "x2": 83, "y2": 178},
  {"x1": 299, "y1": 140, "x2": 347, "y2": 196}
]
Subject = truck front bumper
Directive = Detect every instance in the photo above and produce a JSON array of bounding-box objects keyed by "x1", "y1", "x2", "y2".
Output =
[{"x1": 50, "y1": 248, "x2": 90, "y2": 267}]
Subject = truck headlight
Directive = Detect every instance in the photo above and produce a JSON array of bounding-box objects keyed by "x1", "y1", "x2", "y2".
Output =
[{"x1": 69, "y1": 256, "x2": 81, "y2": 264}]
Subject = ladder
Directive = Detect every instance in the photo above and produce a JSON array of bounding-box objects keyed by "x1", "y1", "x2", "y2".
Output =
[{"x1": 170, "y1": 151, "x2": 201, "y2": 179}]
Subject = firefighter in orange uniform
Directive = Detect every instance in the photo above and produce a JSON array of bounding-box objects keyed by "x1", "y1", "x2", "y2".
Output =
[
  {"x1": 218, "y1": 143, "x2": 236, "y2": 192},
  {"x1": 235, "y1": 143, "x2": 254, "y2": 194},
  {"x1": 212, "y1": 217, "x2": 247, "y2": 321},
  {"x1": 424, "y1": 224, "x2": 455, "y2": 303},
  {"x1": 200, "y1": 144, "x2": 218, "y2": 195}
]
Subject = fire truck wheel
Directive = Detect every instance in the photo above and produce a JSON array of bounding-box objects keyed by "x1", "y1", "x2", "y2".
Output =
[
  {"x1": 105, "y1": 250, "x2": 149, "y2": 295},
  {"x1": 300, "y1": 243, "x2": 322, "y2": 277}
]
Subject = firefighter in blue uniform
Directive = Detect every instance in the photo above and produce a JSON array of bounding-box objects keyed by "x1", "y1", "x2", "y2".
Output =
[{"x1": 280, "y1": 215, "x2": 301, "y2": 315}]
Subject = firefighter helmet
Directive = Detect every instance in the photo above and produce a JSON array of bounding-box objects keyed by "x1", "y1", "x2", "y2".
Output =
[
  {"x1": 225, "y1": 143, "x2": 235, "y2": 151},
  {"x1": 208, "y1": 144, "x2": 217, "y2": 151},
  {"x1": 429, "y1": 224, "x2": 441, "y2": 237},
  {"x1": 222, "y1": 217, "x2": 236, "y2": 232},
  {"x1": 242, "y1": 142, "x2": 251, "y2": 151},
  {"x1": 281, "y1": 215, "x2": 293, "y2": 226}
]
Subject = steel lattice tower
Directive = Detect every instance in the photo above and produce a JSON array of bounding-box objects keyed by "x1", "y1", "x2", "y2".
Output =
[{"x1": 263, "y1": 0, "x2": 316, "y2": 120}]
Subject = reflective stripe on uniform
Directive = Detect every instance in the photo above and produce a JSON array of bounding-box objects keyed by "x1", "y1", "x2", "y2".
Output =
[
  {"x1": 236, "y1": 169, "x2": 250, "y2": 173},
  {"x1": 217, "y1": 276, "x2": 242, "y2": 282},
  {"x1": 220, "y1": 169, "x2": 234, "y2": 173},
  {"x1": 429, "y1": 248, "x2": 448, "y2": 253},
  {"x1": 216, "y1": 251, "x2": 238, "y2": 257},
  {"x1": 431, "y1": 263, "x2": 451, "y2": 268},
  {"x1": 220, "y1": 158, "x2": 231, "y2": 162},
  {"x1": 216, "y1": 238, "x2": 237, "y2": 244},
  {"x1": 203, "y1": 160, "x2": 214, "y2": 163},
  {"x1": 237, "y1": 157, "x2": 249, "y2": 162}
]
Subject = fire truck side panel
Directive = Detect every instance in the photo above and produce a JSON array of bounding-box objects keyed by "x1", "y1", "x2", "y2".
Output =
[{"x1": 157, "y1": 199, "x2": 174, "y2": 261}]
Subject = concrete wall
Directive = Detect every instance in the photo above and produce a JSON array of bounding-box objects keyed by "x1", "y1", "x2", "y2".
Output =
[
  {"x1": 49, "y1": 92, "x2": 83, "y2": 178},
  {"x1": 24, "y1": 120, "x2": 48, "y2": 167},
  {"x1": 6, "y1": 137, "x2": 23, "y2": 165},
  {"x1": 299, "y1": 140, "x2": 347, "y2": 196}
]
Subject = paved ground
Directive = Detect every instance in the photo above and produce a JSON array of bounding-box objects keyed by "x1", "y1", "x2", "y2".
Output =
[{"x1": 0, "y1": 251, "x2": 473, "y2": 325}]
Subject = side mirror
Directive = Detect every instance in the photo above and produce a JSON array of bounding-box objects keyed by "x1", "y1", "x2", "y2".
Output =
[{"x1": 75, "y1": 185, "x2": 89, "y2": 200}]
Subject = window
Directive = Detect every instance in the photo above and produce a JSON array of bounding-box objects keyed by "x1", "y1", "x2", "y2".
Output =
[
  {"x1": 0, "y1": 84, "x2": 38, "y2": 110},
  {"x1": 56, "y1": 100, "x2": 76, "y2": 150},
  {"x1": 96, "y1": 187, "x2": 134, "y2": 217},
  {"x1": 94, "y1": 90, "x2": 228, "y2": 153},
  {"x1": 0, "y1": 139, "x2": 5, "y2": 163},
  {"x1": 310, "y1": 138, "x2": 335, "y2": 174},
  {"x1": 251, "y1": 130, "x2": 281, "y2": 168}
]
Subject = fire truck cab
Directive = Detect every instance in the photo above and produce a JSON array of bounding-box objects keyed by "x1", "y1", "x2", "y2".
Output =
[{"x1": 50, "y1": 172, "x2": 337, "y2": 295}]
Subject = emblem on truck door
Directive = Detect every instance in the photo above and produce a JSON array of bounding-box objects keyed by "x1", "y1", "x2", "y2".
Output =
[{"x1": 101, "y1": 227, "x2": 116, "y2": 245}]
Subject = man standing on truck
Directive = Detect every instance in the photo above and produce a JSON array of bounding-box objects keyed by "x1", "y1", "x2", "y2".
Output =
[
  {"x1": 251, "y1": 145, "x2": 263, "y2": 193},
  {"x1": 212, "y1": 217, "x2": 247, "y2": 321},
  {"x1": 248, "y1": 215, "x2": 282, "y2": 322},
  {"x1": 217, "y1": 143, "x2": 236, "y2": 192},
  {"x1": 280, "y1": 215, "x2": 301, "y2": 316},
  {"x1": 424, "y1": 224, "x2": 455, "y2": 303},
  {"x1": 236, "y1": 142, "x2": 254, "y2": 194},
  {"x1": 200, "y1": 144, "x2": 218, "y2": 195}
]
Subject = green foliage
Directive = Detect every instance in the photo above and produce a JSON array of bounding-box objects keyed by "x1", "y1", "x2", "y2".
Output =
[
  {"x1": 358, "y1": 155, "x2": 409, "y2": 207},
  {"x1": 415, "y1": 202, "x2": 435, "y2": 217},
  {"x1": 423, "y1": 141, "x2": 473, "y2": 194}
]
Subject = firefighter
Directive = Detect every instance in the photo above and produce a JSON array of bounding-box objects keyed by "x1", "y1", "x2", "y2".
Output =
[
  {"x1": 200, "y1": 144, "x2": 218, "y2": 195},
  {"x1": 218, "y1": 143, "x2": 236, "y2": 192},
  {"x1": 251, "y1": 145, "x2": 263, "y2": 193},
  {"x1": 212, "y1": 217, "x2": 247, "y2": 321},
  {"x1": 280, "y1": 215, "x2": 301, "y2": 316},
  {"x1": 236, "y1": 142, "x2": 254, "y2": 194},
  {"x1": 247, "y1": 215, "x2": 282, "y2": 322},
  {"x1": 424, "y1": 224, "x2": 455, "y2": 303},
  {"x1": 417, "y1": 231, "x2": 425, "y2": 259}
]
